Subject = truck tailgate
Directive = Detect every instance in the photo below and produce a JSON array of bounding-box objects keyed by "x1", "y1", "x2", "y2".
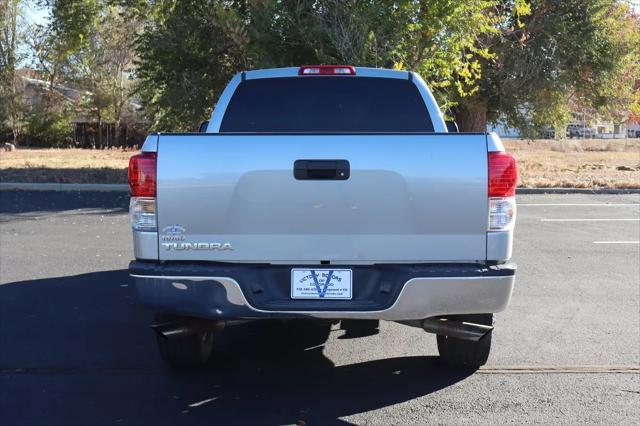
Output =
[{"x1": 156, "y1": 133, "x2": 488, "y2": 263}]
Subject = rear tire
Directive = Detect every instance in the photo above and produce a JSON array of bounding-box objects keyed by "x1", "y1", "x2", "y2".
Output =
[
  {"x1": 436, "y1": 314, "x2": 493, "y2": 367},
  {"x1": 154, "y1": 313, "x2": 215, "y2": 368}
]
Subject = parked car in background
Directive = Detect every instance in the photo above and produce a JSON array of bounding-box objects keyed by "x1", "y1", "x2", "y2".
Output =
[
  {"x1": 566, "y1": 123, "x2": 596, "y2": 138},
  {"x1": 539, "y1": 127, "x2": 556, "y2": 139}
]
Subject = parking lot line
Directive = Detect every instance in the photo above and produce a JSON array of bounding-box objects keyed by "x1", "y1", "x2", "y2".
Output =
[
  {"x1": 3, "y1": 365, "x2": 638, "y2": 375},
  {"x1": 541, "y1": 218, "x2": 639, "y2": 222},
  {"x1": 520, "y1": 203, "x2": 639, "y2": 206},
  {"x1": 593, "y1": 241, "x2": 640, "y2": 244}
]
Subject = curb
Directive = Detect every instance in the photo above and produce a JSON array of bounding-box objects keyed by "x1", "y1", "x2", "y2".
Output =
[
  {"x1": 1, "y1": 182, "x2": 639, "y2": 194},
  {"x1": 0, "y1": 183, "x2": 129, "y2": 192},
  {"x1": 516, "y1": 187, "x2": 640, "y2": 194}
]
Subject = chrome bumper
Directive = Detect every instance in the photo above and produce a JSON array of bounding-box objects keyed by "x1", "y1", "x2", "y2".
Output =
[{"x1": 130, "y1": 263, "x2": 515, "y2": 321}]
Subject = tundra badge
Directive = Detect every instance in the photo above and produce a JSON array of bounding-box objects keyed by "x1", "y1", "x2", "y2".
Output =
[{"x1": 161, "y1": 242, "x2": 233, "y2": 251}]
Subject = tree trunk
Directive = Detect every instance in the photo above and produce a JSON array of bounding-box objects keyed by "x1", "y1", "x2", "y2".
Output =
[
  {"x1": 10, "y1": 79, "x2": 19, "y2": 142},
  {"x1": 10, "y1": 71, "x2": 21, "y2": 143},
  {"x1": 3, "y1": 0, "x2": 20, "y2": 143},
  {"x1": 114, "y1": 120, "x2": 120, "y2": 148},
  {"x1": 97, "y1": 113, "x2": 103, "y2": 148},
  {"x1": 455, "y1": 101, "x2": 489, "y2": 132}
]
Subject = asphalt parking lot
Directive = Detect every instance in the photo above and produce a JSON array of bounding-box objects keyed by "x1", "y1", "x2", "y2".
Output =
[{"x1": 1, "y1": 190, "x2": 638, "y2": 425}]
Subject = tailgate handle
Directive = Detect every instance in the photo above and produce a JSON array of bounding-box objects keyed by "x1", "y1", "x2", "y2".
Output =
[{"x1": 294, "y1": 160, "x2": 350, "y2": 180}]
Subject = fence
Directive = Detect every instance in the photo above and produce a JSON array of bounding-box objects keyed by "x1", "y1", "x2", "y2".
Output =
[{"x1": 73, "y1": 122, "x2": 147, "y2": 149}]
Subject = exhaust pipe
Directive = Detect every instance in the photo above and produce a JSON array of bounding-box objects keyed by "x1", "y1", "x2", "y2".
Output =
[
  {"x1": 422, "y1": 317, "x2": 493, "y2": 342},
  {"x1": 152, "y1": 318, "x2": 225, "y2": 339}
]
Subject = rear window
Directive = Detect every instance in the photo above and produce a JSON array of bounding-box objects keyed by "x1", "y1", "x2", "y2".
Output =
[{"x1": 219, "y1": 77, "x2": 433, "y2": 132}]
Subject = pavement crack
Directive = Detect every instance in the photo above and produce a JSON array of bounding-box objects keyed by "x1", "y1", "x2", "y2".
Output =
[
  {"x1": 477, "y1": 365, "x2": 640, "y2": 374},
  {"x1": 1, "y1": 365, "x2": 639, "y2": 375}
]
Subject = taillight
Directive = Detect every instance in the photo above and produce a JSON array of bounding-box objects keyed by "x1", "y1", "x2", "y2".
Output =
[
  {"x1": 129, "y1": 152, "x2": 157, "y2": 231},
  {"x1": 488, "y1": 152, "x2": 517, "y2": 197},
  {"x1": 488, "y1": 152, "x2": 517, "y2": 231},
  {"x1": 128, "y1": 152, "x2": 157, "y2": 197},
  {"x1": 298, "y1": 65, "x2": 356, "y2": 75}
]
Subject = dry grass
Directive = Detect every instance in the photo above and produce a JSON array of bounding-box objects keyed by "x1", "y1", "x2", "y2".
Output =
[
  {"x1": 1, "y1": 140, "x2": 639, "y2": 188},
  {"x1": 0, "y1": 148, "x2": 131, "y2": 184},
  {"x1": 503, "y1": 139, "x2": 640, "y2": 189}
]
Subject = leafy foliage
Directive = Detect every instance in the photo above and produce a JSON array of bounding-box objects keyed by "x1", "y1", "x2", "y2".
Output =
[
  {"x1": 132, "y1": 1, "x2": 248, "y2": 131},
  {"x1": 11, "y1": 0, "x2": 640, "y2": 138},
  {"x1": 68, "y1": 5, "x2": 139, "y2": 123},
  {"x1": 0, "y1": 0, "x2": 26, "y2": 142},
  {"x1": 131, "y1": 0, "x2": 499, "y2": 130},
  {"x1": 25, "y1": 99, "x2": 74, "y2": 147},
  {"x1": 24, "y1": 1, "x2": 141, "y2": 145},
  {"x1": 458, "y1": 0, "x2": 640, "y2": 133}
]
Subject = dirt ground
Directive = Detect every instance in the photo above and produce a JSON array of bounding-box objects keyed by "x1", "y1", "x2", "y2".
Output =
[
  {"x1": 503, "y1": 139, "x2": 639, "y2": 188},
  {"x1": 1, "y1": 140, "x2": 639, "y2": 188},
  {"x1": 0, "y1": 148, "x2": 132, "y2": 184}
]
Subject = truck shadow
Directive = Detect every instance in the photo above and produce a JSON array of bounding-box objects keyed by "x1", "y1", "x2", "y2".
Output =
[
  {"x1": 0, "y1": 270, "x2": 475, "y2": 425},
  {"x1": 0, "y1": 189, "x2": 128, "y2": 218}
]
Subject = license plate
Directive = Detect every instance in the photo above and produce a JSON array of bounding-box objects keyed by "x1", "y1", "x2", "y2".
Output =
[{"x1": 291, "y1": 269, "x2": 352, "y2": 300}]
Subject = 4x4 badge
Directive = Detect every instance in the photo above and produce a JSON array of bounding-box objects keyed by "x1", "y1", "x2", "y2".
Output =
[{"x1": 161, "y1": 224, "x2": 186, "y2": 236}]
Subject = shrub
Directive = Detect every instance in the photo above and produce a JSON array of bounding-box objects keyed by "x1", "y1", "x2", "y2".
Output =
[{"x1": 24, "y1": 104, "x2": 74, "y2": 147}]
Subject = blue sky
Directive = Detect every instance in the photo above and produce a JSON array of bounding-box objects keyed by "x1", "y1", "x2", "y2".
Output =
[
  {"x1": 24, "y1": 1, "x2": 49, "y2": 27},
  {"x1": 17, "y1": 2, "x2": 49, "y2": 67}
]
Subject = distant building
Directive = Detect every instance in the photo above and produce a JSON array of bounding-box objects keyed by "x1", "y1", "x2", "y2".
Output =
[
  {"x1": 623, "y1": 112, "x2": 640, "y2": 138},
  {"x1": 18, "y1": 68, "x2": 88, "y2": 111},
  {"x1": 487, "y1": 121, "x2": 521, "y2": 138},
  {"x1": 17, "y1": 68, "x2": 145, "y2": 147}
]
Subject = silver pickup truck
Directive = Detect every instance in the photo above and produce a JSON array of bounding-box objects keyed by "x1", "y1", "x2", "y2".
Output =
[{"x1": 128, "y1": 65, "x2": 517, "y2": 368}]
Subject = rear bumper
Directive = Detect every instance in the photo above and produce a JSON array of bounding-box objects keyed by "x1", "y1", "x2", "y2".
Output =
[{"x1": 129, "y1": 261, "x2": 516, "y2": 321}]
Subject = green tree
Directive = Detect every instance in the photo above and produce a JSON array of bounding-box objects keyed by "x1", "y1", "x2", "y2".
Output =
[
  {"x1": 120, "y1": 0, "x2": 640, "y2": 134},
  {"x1": 132, "y1": 0, "x2": 248, "y2": 130},
  {"x1": 0, "y1": 0, "x2": 25, "y2": 143},
  {"x1": 25, "y1": 100, "x2": 75, "y2": 147},
  {"x1": 131, "y1": 0, "x2": 497, "y2": 131},
  {"x1": 24, "y1": 0, "x2": 103, "y2": 146},
  {"x1": 33, "y1": 0, "x2": 102, "y2": 104},
  {"x1": 68, "y1": 5, "x2": 140, "y2": 145},
  {"x1": 27, "y1": 1, "x2": 140, "y2": 146},
  {"x1": 242, "y1": 0, "x2": 499, "y2": 114},
  {"x1": 454, "y1": 0, "x2": 640, "y2": 133}
]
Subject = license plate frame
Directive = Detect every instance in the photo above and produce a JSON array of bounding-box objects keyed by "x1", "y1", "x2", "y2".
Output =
[{"x1": 291, "y1": 269, "x2": 353, "y2": 300}]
